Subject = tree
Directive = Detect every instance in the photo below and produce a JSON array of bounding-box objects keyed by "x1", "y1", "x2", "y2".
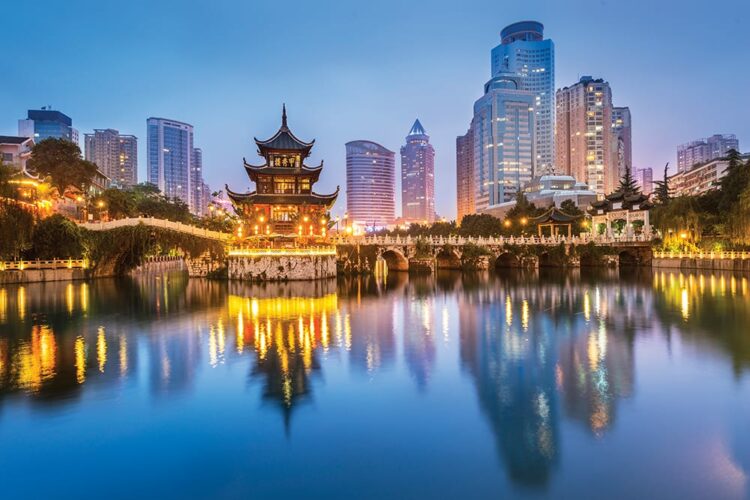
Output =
[
  {"x1": 0, "y1": 204, "x2": 35, "y2": 259},
  {"x1": 100, "y1": 188, "x2": 137, "y2": 219},
  {"x1": 559, "y1": 199, "x2": 583, "y2": 217},
  {"x1": 0, "y1": 160, "x2": 17, "y2": 200},
  {"x1": 30, "y1": 214, "x2": 84, "y2": 259},
  {"x1": 717, "y1": 149, "x2": 748, "y2": 213},
  {"x1": 617, "y1": 164, "x2": 640, "y2": 196},
  {"x1": 653, "y1": 163, "x2": 671, "y2": 205},
  {"x1": 459, "y1": 213, "x2": 503, "y2": 237},
  {"x1": 27, "y1": 138, "x2": 98, "y2": 193}
]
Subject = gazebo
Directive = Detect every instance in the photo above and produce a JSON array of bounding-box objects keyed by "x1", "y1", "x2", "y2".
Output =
[
  {"x1": 531, "y1": 207, "x2": 583, "y2": 237},
  {"x1": 588, "y1": 190, "x2": 652, "y2": 238}
]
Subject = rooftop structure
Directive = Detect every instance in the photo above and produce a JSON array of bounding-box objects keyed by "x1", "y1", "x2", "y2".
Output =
[{"x1": 226, "y1": 106, "x2": 339, "y2": 238}]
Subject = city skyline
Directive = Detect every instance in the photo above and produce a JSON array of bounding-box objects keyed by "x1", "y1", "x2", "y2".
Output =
[{"x1": 3, "y1": 0, "x2": 749, "y2": 218}]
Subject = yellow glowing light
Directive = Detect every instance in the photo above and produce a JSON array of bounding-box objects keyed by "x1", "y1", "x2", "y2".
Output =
[
  {"x1": 320, "y1": 217, "x2": 327, "y2": 225},
  {"x1": 503, "y1": 220, "x2": 511, "y2": 227},
  {"x1": 521, "y1": 217, "x2": 528, "y2": 226},
  {"x1": 75, "y1": 336, "x2": 86, "y2": 384},
  {"x1": 259, "y1": 215, "x2": 265, "y2": 223},
  {"x1": 97, "y1": 327, "x2": 107, "y2": 373},
  {"x1": 303, "y1": 215, "x2": 309, "y2": 222}
]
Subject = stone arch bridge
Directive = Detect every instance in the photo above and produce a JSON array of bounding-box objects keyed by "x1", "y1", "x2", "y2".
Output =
[{"x1": 334, "y1": 234, "x2": 654, "y2": 274}]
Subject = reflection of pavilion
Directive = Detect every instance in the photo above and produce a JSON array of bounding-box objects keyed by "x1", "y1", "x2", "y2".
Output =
[{"x1": 227, "y1": 293, "x2": 338, "y2": 430}]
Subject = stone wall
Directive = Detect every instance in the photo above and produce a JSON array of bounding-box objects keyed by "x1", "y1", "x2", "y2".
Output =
[
  {"x1": 0, "y1": 269, "x2": 89, "y2": 284},
  {"x1": 653, "y1": 257, "x2": 750, "y2": 272},
  {"x1": 228, "y1": 254, "x2": 337, "y2": 281},
  {"x1": 185, "y1": 251, "x2": 225, "y2": 278}
]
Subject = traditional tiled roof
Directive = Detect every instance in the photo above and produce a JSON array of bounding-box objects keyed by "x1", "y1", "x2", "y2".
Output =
[
  {"x1": 531, "y1": 207, "x2": 583, "y2": 224},
  {"x1": 589, "y1": 190, "x2": 652, "y2": 214},
  {"x1": 254, "y1": 105, "x2": 314, "y2": 156},
  {"x1": 225, "y1": 184, "x2": 339, "y2": 208},
  {"x1": 243, "y1": 158, "x2": 323, "y2": 183},
  {"x1": 0, "y1": 136, "x2": 32, "y2": 145}
]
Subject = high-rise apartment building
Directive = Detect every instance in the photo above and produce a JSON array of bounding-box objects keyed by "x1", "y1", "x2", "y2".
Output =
[
  {"x1": 84, "y1": 129, "x2": 138, "y2": 187},
  {"x1": 612, "y1": 107, "x2": 632, "y2": 181},
  {"x1": 456, "y1": 122, "x2": 475, "y2": 223},
  {"x1": 491, "y1": 21, "x2": 554, "y2": 174},
  {"x1": 345, "y1": 140, "x2": 396, "y2": 226},
  {"x1": 190, "y1": 147, "x2": 210, "y2": 216},
  {"x1": 401, "y1": 120, "x2": 435, "y2": 223},
  {"x1": 636, "y1": 167, "x2": 653, "y2": 194},
  {"x1": 473, "y1": 72, "x2": 536, "y2": 211},
  {"x1": 18, "y1": 108, "x2": 77, "y2": 144},
  {"x1": 677, "y1": 134, "x2": 740, "y2": 172},
  {"x1": 147, "y1": 117, "x2": 196, "y2": 212},
  {"x1": 555, "y1": 76, "x2": 615, "y2": 196}
]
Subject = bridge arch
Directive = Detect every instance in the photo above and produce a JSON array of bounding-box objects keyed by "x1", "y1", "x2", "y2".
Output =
[
  {"x1": 579, "y1": 251, "x2": 598, "y2": 267},
  {"x1": 495, "y1": 252, "x2": 520, "y2": 268},
  {"x1": 538, "y1": 251, "x2": 553, "y2": 267},
  {"x1": 380, "y1": 249, "x2": 409, "y2": 272},
  {"x1": 435, "y1": 248, "x2": 461, "y2": 270},
  {"x1": 618, "y1": 249, "x2": 639, "y2": 266}
]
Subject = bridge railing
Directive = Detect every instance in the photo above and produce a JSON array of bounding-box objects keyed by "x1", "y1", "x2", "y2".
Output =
[
  {"x1": 331, "y1": 232, "x2": 654, "y2": 247},
  {"x1": 0, "y1": 259, "x2": 88, "y2": 271},
  {"x1": 653, "y1": 251, "x2": 750, "y2": 260},
  {"x1": 79, "y1": 217, "x2": 231, "y2": 241}
]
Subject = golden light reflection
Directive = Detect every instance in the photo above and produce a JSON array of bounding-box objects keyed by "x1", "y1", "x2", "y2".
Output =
[
  {"x1": 119, "y1": 336, "x2": 128, "y2": 377},
  {"x1": 75, "y1": 336, "x2": 86, "y2": 384},
  {"x1": 681, "y1": 288, "x2": 690, "y2": 320},
  {"x1": 66, "y1": 283, "x2": 75, "y2": 315},
  {"x1": 17, "y1": 286, "x2": 26, "y2": 321},
  {"x1": 521, "y1": 299, "x2": 530, "y2": 332},
  {"x1": 583, "y1": 291, "x2": 591, "y2": 321},
  {"x1": 14, "y1": 325, "x2": 57, "y2": 392},
  {"x1": 0, "y1": 288, "x2": 6, "y2": 323},
  {"x1": 505, "y1": 295, "x2": 513, "y2": 327},
  {"x1": 80, "y1": 282, "x2": 89, "y2": 314},
  {"x1": 97, "y1": 327, "x2": 107, "y2": 373}
]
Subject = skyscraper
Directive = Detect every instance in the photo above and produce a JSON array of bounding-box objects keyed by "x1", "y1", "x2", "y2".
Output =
[
  {"x1": 677, "y1": 134, "x2": 740, "y2": 172},
  {"x1": 491, "y1": 21, "x2": 555, "y2": 174},
  {"x1": 636, "y1": 167, "x2": 653, "y2": 194},
  {"x1": 190, "y1": 147, "x2": 209, "y2": 216},
  {"x1": 84, "y1": 129, "x2": 138, "y2": 187},
  {"x1": 555, "y1": 76, "x2": 615, "y2": 196},
  {"x1": 473, "y1": 72, "x2": 536, "y2": 211},
  {"x1": 612, "y1": 107, "x2": 632, "y2": 182},
  {"x1": 18, "y1": 108, "x2": 77, "y2": 144},
  {"x1": 456, "y1": 122, "x2": 475, "y2": 223},
  {"x1": 147, "y1": 117, "x2": 195, "y2": 211},
  {"x1": 345, "y1": 140, "x2": 396, "y2": 226},
  {"x1": 400, "y1": 120, "x2": 435, "y2": 223}
]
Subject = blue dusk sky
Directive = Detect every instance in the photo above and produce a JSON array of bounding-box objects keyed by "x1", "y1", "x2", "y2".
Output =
[{"x1": 2, "y1": 0, "x2": 748, "y2": 218}]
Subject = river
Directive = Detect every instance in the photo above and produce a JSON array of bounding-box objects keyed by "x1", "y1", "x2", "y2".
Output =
[{"x1": 0, "y1": 269, "x2": 748, "y2": 499}]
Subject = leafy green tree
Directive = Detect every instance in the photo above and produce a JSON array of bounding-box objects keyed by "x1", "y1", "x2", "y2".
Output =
[
  {"x1": 26, "y1": 138, "x2": 98, "y2": 193},
  {"x1": 99, "y1": 188, "x2": 137, "y2": 219},
  {"x1": 717, "y1": 149, "x2": 748, "y2": 213},
  {"x1": 30, "y1": 214, "x2": 84, "y2": 259},
  {"x1": 459, "y1": 213, "x2": 503, "y2": 237},
  {"x1": 0, "y1": 160, "x2": 18, "y2": 200},
  {"x1": 0, "y1": 204, "x2": 35, "y2": 259},
  {"x1": 559, "y1": 199, "x2": 583, "y2": 217},
  {"x1": 653, "y1": 163, "x2": 671, "y2": 205}
]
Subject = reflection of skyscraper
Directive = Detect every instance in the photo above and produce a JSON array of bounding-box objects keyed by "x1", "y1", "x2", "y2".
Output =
[
  {"x1": 344, "y1": 294, "x2": 396, "y2": 375},
  {"x1": 402, "y1": 296, "x2": 436, "y2": 390},
  {"x1": 459, "y1": 287, "x2": 559, "y2": 487}
]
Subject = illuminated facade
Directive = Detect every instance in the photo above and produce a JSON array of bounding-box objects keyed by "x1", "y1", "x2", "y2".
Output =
[
  {"x1": 677, "y1": 134, "x2": 739, "y2": 173},
  {"x1": 473, "y1": 72, "x2": 536, "y2": 210},
  {"x1": 491, "y1": 21, "x2": 555, "y2": 174},
  {"x1": 18, "y1": 108, "x2": 77, "y2": 144},
  {"x1": 400, "y1": 119, "x2": 435, "y2": 223},
  {"x1": 84, "y1": 129, "x2": 138, "y2": 187},
  {"x1": 226, "y1": 106, "x2": 338, "y2": 238},
  {"x1": 612, "y1": 107, "x2": 632, "y2": 182},
  {"x1": 456, "y1": 123, "x2": 475, "y2": 223},
  {"x1": 555, "y1": 76, "x2": 615, "y2": 196},
  {"x1": 345, "y1": 140, "x2": 396, "y2": 226}
]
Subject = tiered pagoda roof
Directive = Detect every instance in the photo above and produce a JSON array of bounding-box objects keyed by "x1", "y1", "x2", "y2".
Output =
[{"x1": 226, "y1": 105, "x2": 338, "y2": 211}]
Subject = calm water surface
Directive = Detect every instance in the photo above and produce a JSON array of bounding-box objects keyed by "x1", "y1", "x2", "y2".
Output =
[{"x1": 0, "y1": 270, "x2": 748, "y2": 499}]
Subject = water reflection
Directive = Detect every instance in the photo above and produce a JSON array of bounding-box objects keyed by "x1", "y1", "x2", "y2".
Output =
[{"x1": 0, "y1": 268, "x2": 748, "y2": 493}]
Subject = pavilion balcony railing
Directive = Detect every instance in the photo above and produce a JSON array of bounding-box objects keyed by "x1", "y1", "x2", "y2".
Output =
[
  {"x1": 0, "y1": 259, "x2": 89, "y2": 271},
  {"x1": 653, "y1": 251, "x2": 750, "y2": 260},
  {"x1": 330, "y1": 232, "x2": 655, "y2": 247}
]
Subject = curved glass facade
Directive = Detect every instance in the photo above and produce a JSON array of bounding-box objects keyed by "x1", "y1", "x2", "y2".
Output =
[{"x1": 345, "y1": 140, "x2": 395, "y2": 226}]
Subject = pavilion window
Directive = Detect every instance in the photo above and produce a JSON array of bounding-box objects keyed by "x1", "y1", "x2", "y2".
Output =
[{"x1": 274, "y1": 176, "x2": 297, "y2": 194}]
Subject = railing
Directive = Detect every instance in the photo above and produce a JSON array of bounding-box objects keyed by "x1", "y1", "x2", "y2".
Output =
[
  {"x1": 0, "y1": 259, "x2": 88, "y2": 271},
  {"x1": 653, "y1": 251, "x2": 750, "y2": 260},
  {"x1": 228, "y1": 246, "x2": 337, "y2": 257},
  {"x1": 78, "y1": 217, "x2": 232, "y2": 241},
  {"x1": 331, "y1": 233, "x2": 655, "y2": 247}
]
